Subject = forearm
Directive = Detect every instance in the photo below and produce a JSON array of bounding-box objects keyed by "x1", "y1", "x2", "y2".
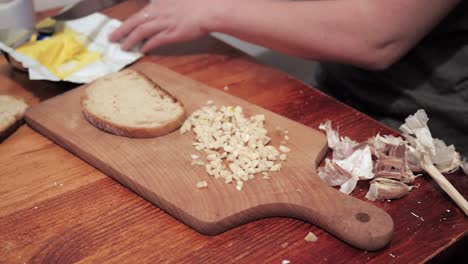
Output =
[
  {"x1": 206, "y1": 0, "x2": 459, "y2": 70},
  {"x1": 110, "y1": 0, "x2": 459, "y2": 69}
]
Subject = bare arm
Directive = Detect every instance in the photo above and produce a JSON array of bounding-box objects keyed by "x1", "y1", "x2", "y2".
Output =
[{"x1": 110, "y1": 0, "x2": 460, "y2": 70}]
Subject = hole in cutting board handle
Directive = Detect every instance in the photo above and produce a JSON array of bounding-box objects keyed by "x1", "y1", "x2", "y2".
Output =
[{"x1": 355, "y1": 212, "x2": 371, "y2": 223}]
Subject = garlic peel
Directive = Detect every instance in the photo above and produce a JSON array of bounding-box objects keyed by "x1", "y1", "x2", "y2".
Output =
[
  {"x1": 400, "y1": 109, "x2": 436, "y2": 156},
  {"x1": 317, "y1": 159, "x2": 353, "y2": 187},
  {"x1": 430, "y1": 139, "x2": 460, "y2": 173},
  {"x1": 335, "y1": 145, "x2": 374, "y2": 181},
  {"x1": 319, "y1": 120, "x2": 358, "y2": 160},
  {"x1": 373, "y1": 143, "x2": 417, "y2": 184}
]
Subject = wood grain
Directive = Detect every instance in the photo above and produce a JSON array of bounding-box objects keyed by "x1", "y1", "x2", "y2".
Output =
[{"x1": 0, "y1": 0, "x2": 467, "y2": 263}]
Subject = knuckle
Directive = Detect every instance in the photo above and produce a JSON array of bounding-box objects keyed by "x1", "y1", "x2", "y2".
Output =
[{"x1": 138, "y1": 22, "x2": 157, "y2": 36}]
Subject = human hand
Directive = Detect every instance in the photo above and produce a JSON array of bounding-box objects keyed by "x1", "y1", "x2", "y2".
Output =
[{"x1": 109, "y1": 0, "x2": 228, "y2": 53}]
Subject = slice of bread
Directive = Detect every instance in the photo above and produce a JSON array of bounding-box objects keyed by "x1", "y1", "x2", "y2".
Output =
[
  {"x1": 0, "y1": 95, "x2": 29, "y2": 142},
  {"x1": 81, "y1": 69, "x2": 186, "y2": 138}
]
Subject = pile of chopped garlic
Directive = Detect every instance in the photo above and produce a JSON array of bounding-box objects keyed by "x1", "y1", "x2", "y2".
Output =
[{"x1": 181, "y1": 102, "x2": 289, "y2": 190}]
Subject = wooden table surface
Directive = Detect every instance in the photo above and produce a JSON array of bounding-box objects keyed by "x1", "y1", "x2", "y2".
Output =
[{"x1": 1, "y1": 0, "x2": 467, "y2": 263}]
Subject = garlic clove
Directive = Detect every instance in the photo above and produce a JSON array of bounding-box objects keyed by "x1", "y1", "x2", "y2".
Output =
[{"x1": 365, "y1": 178, "x2": 414, "y2": 201}]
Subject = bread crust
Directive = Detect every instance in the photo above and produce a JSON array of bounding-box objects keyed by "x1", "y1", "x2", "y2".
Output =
[
  {"x1": 0, "y1": 117, "x2": 24, "y2": 143},
  {"x1": 81, "y1": 69, "x2": 186, "y2": 138},
  {"x1": 0, "y1": 95, "x2": 28, "y2": 143}
]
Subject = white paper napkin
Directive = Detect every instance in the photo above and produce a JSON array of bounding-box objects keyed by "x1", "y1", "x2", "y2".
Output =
[{"x1": 0, "y1": 13, "x2": 141, "y2": 83}]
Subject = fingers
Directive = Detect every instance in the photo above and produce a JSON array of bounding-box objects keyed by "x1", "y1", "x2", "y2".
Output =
[
  {"x1": 140, "y1": 31, "x2": 180, "y2": 53},
  {"x1": 109, "y1": 6, "x2": 154, "y2": 42},
  {"x1": 121, "y1": 20, "x2": 166, "y2": 51}
]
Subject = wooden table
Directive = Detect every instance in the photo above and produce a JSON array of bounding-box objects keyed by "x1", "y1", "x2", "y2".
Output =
[{"x1": 1, "y1": 0, "x2": 467, "y2": 263}]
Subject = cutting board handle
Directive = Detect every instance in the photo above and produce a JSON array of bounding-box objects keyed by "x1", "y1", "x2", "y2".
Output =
[{"x1": 283, "y1": 185, "x2": 394, "y2": 251}]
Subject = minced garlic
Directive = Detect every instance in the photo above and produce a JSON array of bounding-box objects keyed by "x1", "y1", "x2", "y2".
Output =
[
  {"x1": 196, "y1": 181, "x2": 208, "y2": 189},
  {"x1": 182, "y1": 103, "x2": 289, "y2": 190},
  {"x1": 304, "y1": 231, "x2": 318, "y2": 242}
]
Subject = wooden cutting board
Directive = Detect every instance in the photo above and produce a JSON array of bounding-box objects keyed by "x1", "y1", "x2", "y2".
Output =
[{"x1": 24, "y1": 62, "x2": 393, "y2": 251}]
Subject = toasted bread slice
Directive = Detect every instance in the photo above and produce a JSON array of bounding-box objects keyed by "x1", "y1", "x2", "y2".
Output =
[
  {"x1": 0, "y1": 95, "x2": 28, "y2": 142},
  {"x1": 81, "y1": 69, "x2": 185, "y2": 138}
]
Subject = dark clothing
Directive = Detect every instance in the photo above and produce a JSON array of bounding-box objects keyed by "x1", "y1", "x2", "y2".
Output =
[{"x1": 316, "y1": 2, "x2": 468, "y2": 156}]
